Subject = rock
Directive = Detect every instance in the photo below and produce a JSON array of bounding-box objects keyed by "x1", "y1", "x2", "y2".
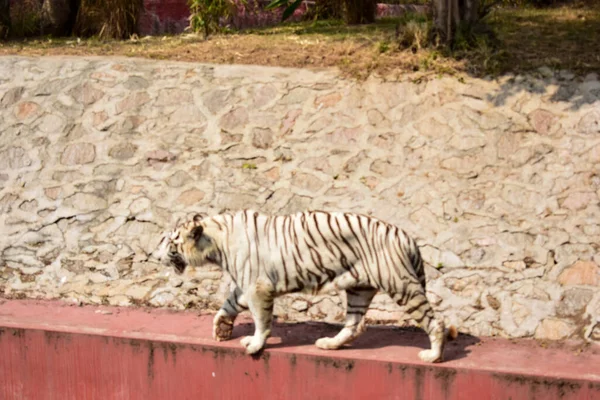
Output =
[
  {"x1": 220, "y1": 107, "x2": 248, "y2": 131},
  {"x1": 69, "y1": 83, "x2": 105, "y2": 105},
  {"x1": 264, "y1": 167, "x2": 280, "y2": 181},
  {"x1": 367, "y1": 109, "x2": 389, "y2": 128},
  {"x1": 343, "y1": 151, "x2": 368, "y2": 173},
  {"x1": 109, "y1": 142, "x2": 138, "y2": 160},
  {"x1": 280, "y1": 87, "x2": 312, "y2": 105},
  {"x1": 299, "y1": 157, "x2": 333, "y2": 175},
  {"x1": 146, "y1": 150, "x2": 176, "y2": 163},
  {"x1": 125, "y1": 285, "x2": 152, "y2": 300},
  {"x1": 360, "y1": 176, "x2": 378, "y2": 190},
  {"x1": 370, "y1": 159, "x2": 398, "y2": 178},
  {"x1": 123, "y1": 76, "x2": 149, "y2": 90},
  {"x1": 213, "y1": 192, "x2": 260, "y2": 210},
  {"x1": 177, "y1": 189, "x2": 205, "y2": 206},
  {"x1": 169, "y1": 105, "x2": 206, "y2": 124},
  {"x1": 1, "y1": 87, "x2": 24, "y2": 107},
  {"x1": 326, "y1": 127, "x2": 361, "y2": 145},
  {"x1": 202, "y1": 89, "x2": 230, "y2": 114},
  {"x1": 368, "y1": 133, "x2": 395, "y2": 149},
  {"x1": 251, "y1": 84, "x2": 277, "y2": 109},
  {"x1": 120, "y1": 116, "x2": 146, "y2": 132},
  {"x1": 458, "y1": 190, "x2": 486, "y2": 211},
  {"x1": 19, "y1": 199, "x2": 38, "y2": 212},
  {"x1": 64, "y1": 193, "x2": 108, "y2": 212},
  {"x1": 589, "y1": 144, "x2": 600, "y2": 163},
  {"x1": 252, "y1": 128, "x2": 274, "y2": 149},
  {"x1": 116, "y1": 92, "x2": 151, "y2": 114},
  {"x1": 486, "y1": 294, "x2": 501, "y2": 310},
  {"x1": 578, "y1": 110, "x2": 600, "y2": 135},
  {"x1": 92, "y1": 111, "x2": 108, "y2": 128},
  {"x1": 439, "y1": 251, "x2": 463, "y2": 268},
  {"x1": 315, "y1": 92, "x2": 342, "y2": 108},
  {"x1": 534, "y1": 318, "x2": 575, "y2": 340},
  {"x1": 15, "y1": 102, "x2": 40, "y2": 120},
  {"x1": 220, "y1": 131, "x2": 242, "y2": 144},
  {"x1": 155, "y1": 88, "x2": 193, "y2": 106},
  {"x1": 280, "y1": 109, "x2": 301, "y2": 135},
  {"x1": 129, "y1": 197, "x2": 151, "y2": 215},
  {"x1": 558, "y1": 261, "x2": 599, "y2": 286},
  {"x1": 556, "y1": 288, "x2": 594, "y2": 317},
  {"x1": 503, "y1": 261, "x2": 527, "y2": 271},
  {"x1": 528, "y1": 109, "x2": 557, "y2": 135},
  {"x1": 61, "y1": 143, "x2": 96, "y2": 165},
  {"x1": 166, "y1": 171, "x2": 192, "y2": 188},
  {"x1": 292, "y1": 173, "x2": 325, "y2": 193},
  {"x1": 0, "y1": 193, "x2": 19, "y2": 213},
  {"x1": 561, "y1": 192, "x2": 597, "y2": 211},
  {"x1": 0, "y1": 147, "x2": 32, "y2": 169},
  {"x1": 292, "y1": 300, "x2": 309, "y2": 312}
]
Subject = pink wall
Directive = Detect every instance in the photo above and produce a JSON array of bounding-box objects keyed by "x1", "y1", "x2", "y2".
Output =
[
  {"x1": 139, "y1": 0, "x2": 191, "y2": 35},
  {"x1": 138, "y1": 1, "x2": 430, "y2": 35}
]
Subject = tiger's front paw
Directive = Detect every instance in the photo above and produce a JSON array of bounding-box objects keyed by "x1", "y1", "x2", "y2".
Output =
[
  {"x1": 315, "y1": 337, "x2": 341, "y2": 350},
  {"x1": 240, "y1": 335, "x2": 264, "y2": 355},
  {"x1": 418, "y1": 349, "x2": 443, "y2": 363},
  {"x1": 212, "y1": 313, "x2": 235, "y2": 342}
]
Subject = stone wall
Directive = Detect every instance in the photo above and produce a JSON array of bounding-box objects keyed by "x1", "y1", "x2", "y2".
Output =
[{"x1": 0, "y1": 56, "x2": 599, "y2": 342}]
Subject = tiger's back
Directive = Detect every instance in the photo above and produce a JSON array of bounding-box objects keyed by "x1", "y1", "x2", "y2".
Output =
[{"x1": 204, "y1": 210, "x2": 426, "y2": 296}]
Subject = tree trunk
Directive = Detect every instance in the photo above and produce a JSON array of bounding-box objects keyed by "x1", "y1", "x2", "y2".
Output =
[
  {"x1": 0, "y1": 0, "x2": 10, "y2": 39},
  {"x1": 65, "y1": 0, "x2": 80, "y2": 36},
  {"x1": 41, "y1": 0, "x2": 71, "y2": 36},
  {"x1": 344, "y1": 0, "x2": 376, "y2": 25},
  {"x1": 432, "y1": 0, "x2": 479, "y2": 44}
]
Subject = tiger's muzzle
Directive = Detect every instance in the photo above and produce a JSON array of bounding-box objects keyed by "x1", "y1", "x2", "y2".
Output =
[{"x1": 168, "y1": 253, "x2": 187, "y2": 274}]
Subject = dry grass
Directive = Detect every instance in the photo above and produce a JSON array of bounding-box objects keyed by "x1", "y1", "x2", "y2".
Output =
[
  {"x1": 75, "y1": 0, "x2": 144, "y2": 39},
  {"x1": 488, "y1": 6, "x2": 600, "y2": 73},
  {"x1": 0, "y1": 6, "x2": 599, "y2": 79}
]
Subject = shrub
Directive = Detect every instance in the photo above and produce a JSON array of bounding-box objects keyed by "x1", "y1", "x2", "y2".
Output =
[
  {"x1": 188, "y1": 0, "x2": 239, "y2": 38},
  {"x1": 397, "y1": 19, "x2": 430, "y2": 51},
  {"x1": 74, "y1": 0, "x2": 142, "y2": 39},
  {"x1": 304, "y1": 0, "x2": 344, "y2": 21},
  {"x1": 10, "y1": 0, "x2": 42, "y2": 38}
]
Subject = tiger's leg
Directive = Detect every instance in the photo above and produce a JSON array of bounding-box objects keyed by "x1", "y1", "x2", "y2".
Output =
[
  {"x1": 393, "y1": 284, "x2": 446, "y2": 363},
  {"x1": 240, "y1": 280, "x2": 275, "y2": 355},
  {"x1": 315, "y1": 288, "x2": 377, "y2": 350},
  {"x1": 213, "y1": 286, "x2": 248, "y2": 341}
]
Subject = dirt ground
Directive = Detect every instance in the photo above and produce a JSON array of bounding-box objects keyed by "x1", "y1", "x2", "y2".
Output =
[{"x1": 1, "y1": 6, "x2": 599, "y2": 80}]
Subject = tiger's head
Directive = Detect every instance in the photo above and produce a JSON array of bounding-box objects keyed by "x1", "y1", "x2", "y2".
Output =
[{"x1": 153, "y1": 213, "x2": 218, "y2": 274}]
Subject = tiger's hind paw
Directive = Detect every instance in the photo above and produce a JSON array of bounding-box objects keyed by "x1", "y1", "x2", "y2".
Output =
[
  {"x1": 315, "y1": 337, "x2": 342, "y2": 350},
  {"x1": 213, "y1": 314, "x2": 234, "y2": 341}
]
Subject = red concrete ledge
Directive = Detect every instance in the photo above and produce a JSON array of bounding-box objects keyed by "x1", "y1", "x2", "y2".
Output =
[{"x1": 1, "y1": 300, "x2": 599, "y2": 400}]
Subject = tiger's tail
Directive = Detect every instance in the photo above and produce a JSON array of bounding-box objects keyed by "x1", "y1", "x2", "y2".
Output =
[{"x1": 446, "y1": 325, "x2": 458, "y2": 341}]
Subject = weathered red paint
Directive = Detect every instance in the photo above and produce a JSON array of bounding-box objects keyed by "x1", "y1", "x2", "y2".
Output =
[{"x1": 0, "y1": 300, "x2": 599, "y2": 400}]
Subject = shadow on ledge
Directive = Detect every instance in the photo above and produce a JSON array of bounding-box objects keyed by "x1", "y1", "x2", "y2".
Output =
[{"x1": 232, "y1": 320, "x2": 481, "y2": 362}]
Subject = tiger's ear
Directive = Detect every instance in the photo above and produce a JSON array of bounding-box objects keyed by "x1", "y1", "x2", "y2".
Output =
[
  {"x1": 190, "y1": 225, "x2": 204, "y2": 242},
  {"x1": 193, "y1": 213, "x2": 208, "y2": 223}
]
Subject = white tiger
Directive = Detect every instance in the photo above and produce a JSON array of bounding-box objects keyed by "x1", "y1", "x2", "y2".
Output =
[{"x1": 154, "y1": 209, "x2": 457, "y2": 363}]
